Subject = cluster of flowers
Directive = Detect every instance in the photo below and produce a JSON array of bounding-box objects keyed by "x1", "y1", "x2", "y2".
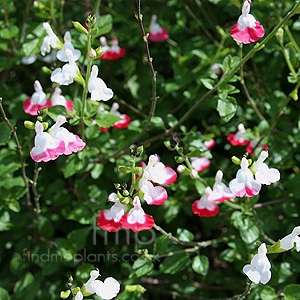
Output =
[
  {"x1": 191, "y1": 150, "x2": 280, "y2": 217},
  {"x1": 228, "y1": 123, "x2": 268, "y2": 155},
  {"x1": 98, "y1": 155, "x2": 177, "y2": 232},
  {"x1": 73, "y1": 269, "x2": 120, "y2": 300},
  {"x1": 243, "y1": 227, "x2": 300, "y2": 284}
]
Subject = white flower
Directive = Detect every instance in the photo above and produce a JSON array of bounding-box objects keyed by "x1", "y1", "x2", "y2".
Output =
[
  {"x1": 243, "y1": 243, "x2": 271, "y2": 284},
  {"x1": 229, "y1": 157, "x2": 261, "y2": 198},
  {"x1": 209, "y1": 170, "x2": 234, "y2": 202},
  {"x1": 30, "y1": 80, "x2": 47, "y2": 106},
  {"x1": 84, "y1": 269, "x2": 120, "y2": 299},
  {"x1": 111, "y1": 36, "x2": 121, "y2": 54},
  {"x1": 252, "y1": 151, "x2": 280, "y2": 185},
  {"x1": 88, "y1": 65, "x2": 114, "y2": 101},
  {"x1": 57, "y1": 31, "x2": 81, "y2": 62},
  {"x1": 41, "y1": 22, "x2": 59, "y2": 56},
  {"x1": 150, "y1": 15, "x2": 163, "y2": 35},
  {"x1": 237, "y1": 0, "x2": 256, "y2": 31},
  {"x1": 100, "y1": 36, "x2": 110, "y2": 53},
  {"x1": 75, "y1": 291, "x2": 83, "y2": 300},
  {"x1": 51, "y1": 49, "x2": 78, "y2": 85},
  {"x1": 52, "y1": 87, "x2": 66, "y2": 106},
  {"x1": 280, "y1": 226, "x2": 300, "y2": 252}
]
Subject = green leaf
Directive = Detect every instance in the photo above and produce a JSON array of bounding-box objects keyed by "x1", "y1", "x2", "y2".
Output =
[
  {"x1": 284, "y1": 284, "x2": 300, "y2": 300},
  {"x1": 0, "y1": 121, "x2": 11, "y2": 145},
  {"x1": 195, "y1": 180, "x2": 206, "y2": 195},
  {"x1": 159, "y1": 253, "x2": 190, "y2": 274},
  {"x1": 132, "y1": 258, "x2": 154, "y2": 278},
  {"x1": 177, "y1": 228, "x2": 194, "y2": 242},
  {"x1": 67, "y1": 227, "x2": 91, "y2": 251},
  {"x1": 95, "y1": 111, "x2": 122, "y2": 127},
  {"x1": 186, "y1": 149, "x2": 202, "y2": 158},
  {"x1": 192, "y1": 255, "x2": 209, "y2": 276},
  {"x1": 200, "y1": 78, "x2": 215, "y2": 90},
  {"x1": 8, "y1": 199, "x2": 20, "y2": 213},
  {"x1": 91, "y1": 163, "x2": 104, "y2": 179},
  {"x1": 0, "y1": 25, "x2": 19, "y2": 39},
  {"x1": 55, "y1": 238, "x2": 77, "y2": 261},
  {"x1": 60, "y1": 290, "x2": 71, "y2": 299},
  {"x1": 0, "y1": 287, "x2": 10, "y2": 300},
  {"x1": 47, "y1": 105, "x2": 67, "y2": 121},
  {"x1": 95, "y1": 14, "x2": 113, "y2": 36},
  {"x1": 229, "y1": 0, "x2": 241, "y2": 8},
  {"x1": 260, "y1": 286, "x2": 277, "y2": 300},
  {"x1": 217, "y1": 96, "x2": 237, "y2": 122}
]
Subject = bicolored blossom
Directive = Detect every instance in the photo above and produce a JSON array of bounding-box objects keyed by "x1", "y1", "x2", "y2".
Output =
[
  {"x1": 97, "y1": 193, "x2": 128, "y2": 232},
  {"x1": 149, "y1": 15, "x2": 169, "y2": 42},
  {"x1": 84, "y1": 269, "x2": 120, "y2": 299},
  {"x1": 51, "y1": 49, "x2": 78, "y2": 85},
  {"x1": 192, "y1": 187, "x2": 219, "y2": 217},
  {"x1": 209, "y1": 170, "x2": 235, "y2": 203},
  {"x1": 139, "y1": 172, "x2": 168, "y2": 205},
  {"x1": 41, "y1": 22, "x2": 60, "y2": 56},
  {"x1": 243, "y1": 243, "x2": 271, "y2": 284},
  {"x1": 121, "y1": 196, "x2": 154, "y2": 232},
  {"x1": 204, "y1": 139, "x2": 215, "y2": 149},
  {"x1": 246, "y1": 139, "x2": 269, "y2": 156},
  {"x1": 100, "y1": 102, "x2": 131, "y2": 131},
  {"x1": 56, "y1": 31, "x2": 81, "y2": 62},
  {"x1": 52, "y1": 87, "x2": 73, "y2": 111},
  {"x1": 23, "y1": 80, "x2": 52, "y2": 115},
  {"x1": 279, "y1": 226, "x2": 300, "y2": 252},
  {"x1": 191, "y1": 157, "x2": 211, "y2": 172},
  {"x1": 143, "y1": 154, "x2": 177, "y2": 185},
  {"x1": 229, "y1": 157, "x2": 261, "y2": 197},
  {"x1": 49, "y1": 115, "x2": 85, "y2": 155},
  {"x1": 252, "y1": 151, "x2": 280, "y2": 185},
  {"x1": 227, "y1": 123, "x2": 249, "y2": 146},
  {"x1": 99, "y1": 36, "x2": 126, "y2": 60},
  {"x1": 230, "y1": 0, "x2": 265, "y2": 44},
  {"x1": 88, "y1": 65, "x2": 114, "y2": 101},
  {"x1": 30, "y1": 121, "x2": 65, "y2": 162}
]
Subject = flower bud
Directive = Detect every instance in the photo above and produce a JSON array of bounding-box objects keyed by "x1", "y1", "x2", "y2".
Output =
[
  {"x1": 120, "y1": 197, "x2": 130, "y2": 205},
  {"x1": 114, "y1": 183, "x2": 121, "y2": 190},
  {"x1": 133, "y1": 167, "x2": 142, "y2": 174},
  {"x1": 42, "y1": 122, "x2": 48, "y2": 130},
  {"x1": 231, "y1": 156, "x2": 241, "y2": 165},
  {"x1": 177, "y1": 165, "x2": 185, "y2": 173},
  {"x1": 72, "y1": 21, "x2": 88, "y2": 34},
  {"x1": 137, "y1": 145, "x2": 144, "y2": 154},
  {"x1": 90, "y1": 27, "x2": 99, "y2": 37},
  {"x1": 88, "y1": 48, "x2": 97, "y2": 59},
  {"x1": 190, "y1": 169, "x2": 198, "y2": 178},
  {"x1": 42, "y1": 66, "x2": 52, "y2": 75},
  {"x1": 85, "y1": 15, "x2": 96, "y2": 28},
  {"x1": 122, "y1": 190, "x2": 129, "y2": 197},
  {"x1": 169, "y1": 136, "x2": 179, "y2": 149},
  {"x1": 276, "y1": 28, "x2": 284, "y2": 44},
  {"x1": 24, "y1": 120, "x2": 35, "y2": 130},
  {"x1": 174, "y1": 156, "x2": 185, "y2": 163},
  {"x1": 95, "y1": 45, "x2": 103, "y2": 57}
]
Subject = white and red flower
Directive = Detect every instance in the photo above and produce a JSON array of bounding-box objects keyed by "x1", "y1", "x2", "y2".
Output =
[
  {"x1": 143, "y1": 154, "x2": 177, "y2": 185},
  {"x1": 227, "y1": 123, "x2": 249, "y2": 146},
  {"x1": 204, "y1": 139, "x2": 215, "y2": 149},
  {"x1": 99, "y1": 36, "x2": 126, "y2": 60},
  {"x1": 30, "y1": 121, "x2": 65, "y2": 162},
  {"x1": 49, "y1": 115, "x2": 85, "y2": 155},
  {"x1": 230, "y1": 0, "x2": 265, "y2": 44},
  {"x1": 149, "y1": 15, "x2": 169, "y2": 42},
  {"x1": 52, "y1": 87, "x2": 73, "y2": 111},
  {"x1": 190, "y1": 157, "x2": 211, "y2": 172},
  {"x1": 243, "y1": 243, "x2": 271, "y2": 284},
  {"x1": 41, "y1": 22, "x2": 60, "y2": 56},
  {"x1": 229, "y1": 157, "x2": 261, "y2": 197},
  {"x1": 192, "y1": 187, "x2": 219, "y2": 217},
  {"x1": 100, "y1": 102, "x2": 131, "y2": 131},
  {"x1": 56, "y1": 31, "x2": 81, "y2": 62},
  {"x1": 209, "y1": 170, "x2": 235, "y2": 203},
  {"x1": 88, "y1": 65, "x2": 114, "y2": 101},
  {"x1": 252, "y1": 151, "x2": 280, "y2": 185},
  {"x1": 84, "y1": 269, "x2": 120, "y2": 300},
  {"x1": 23, "y1": 80, "x2": 52, "y2": 115},
  {"x1": 97, "y1": 193, "x2": 128, "y2": 232},
  {"x1": 121, "y1": 196, "x2": 154, "y2": 232}
]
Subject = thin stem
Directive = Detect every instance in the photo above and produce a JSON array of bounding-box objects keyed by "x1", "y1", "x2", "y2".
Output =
[
  {"x1": 0, "y1": 98, "x2": 32, "y2": 208},
  {"x1": 285, "y1": 25, "x2": 300, "y2": 55},
  {"x1": 153, "y1": 223, "x2": 234, "y2": 247},
  {"x1": 80, "y1": 28, "x2": 93, "y2": 141},
  {"x1": 231, "y1": 283, "x2": 253, "y2": 300},
  {"x1": 129, "y1": 158, "x2": 136, "y2": 196},
  {"x1": 2, "y1": 0, "x2": 10, "y2": 26},
  {"x1": 246, "y1": 197, "x2": 276, "y2": 244},
  {"x1": 239, "y1": 44, "x2": 265, "y2": 121},
  {"x1": 19, "y1": 0, "x2": 33, "y2": 43},
  {"x1": 32, "y1": 163, "x2": 41, "y2": 223},
  {"x1": 281, "y1": 47, "x2": 297, "y2": 78},
  {"x1": 94, "y1": 0, "x2": 101, "y2": 17}
]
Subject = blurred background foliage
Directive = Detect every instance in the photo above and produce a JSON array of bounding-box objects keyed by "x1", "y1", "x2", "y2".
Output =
[{"x1": 1, "y1": 0, "x2": 300, "y2": 299}]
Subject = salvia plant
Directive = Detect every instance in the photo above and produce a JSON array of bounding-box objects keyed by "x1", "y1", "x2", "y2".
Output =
[{"x1": 1, "y1": 0, "x2": 300, "y2": 299}]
